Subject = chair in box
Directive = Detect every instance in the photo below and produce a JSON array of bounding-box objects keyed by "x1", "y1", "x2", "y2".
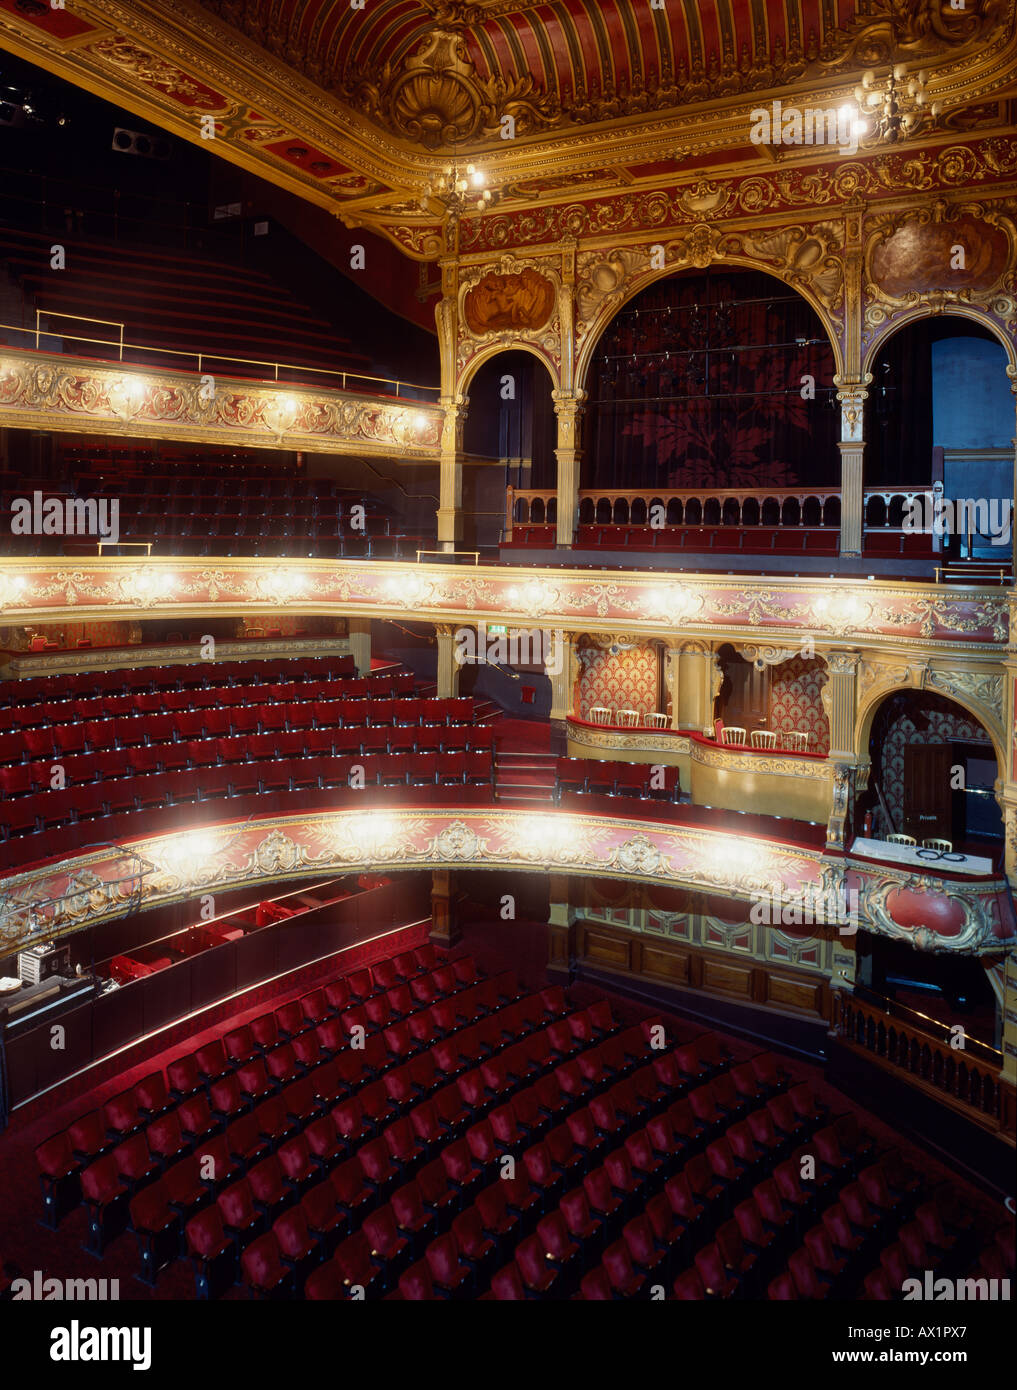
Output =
[
  {"x1": 750, "y1": 729, "x2": 778, "y2": 749},
  {"x1": 720, "y1": 725, "x2": 747, "y2": 746},
  {"x1": 782, "y1": 730, "x2": 811, "y2": 753}
]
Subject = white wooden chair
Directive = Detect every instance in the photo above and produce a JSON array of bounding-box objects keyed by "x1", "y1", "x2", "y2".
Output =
[
  {"x1": 720, "y1": 726, "x2": 747, "y2": 746},
  {"x1": 886, "y1": 833, "x2": 917, "y2": 846},
  {"x1": 616, "y1": 709, "x2": 640, "y2": 728},
  {"x1": 588, "y1": 706, "x2": 611, "y2": 726},
  {"x1": 750, "y1": 730, "x2": 777, "y2": 750},
  {"x1": 782, "y1": 730, "x2": 811, "y2": 753},
  {"x1": 922, "y1": 837, "x2": 953, "y2": 853},
  {"x1": 644, "y1": 712, "x2": 669, "y2": 730}
]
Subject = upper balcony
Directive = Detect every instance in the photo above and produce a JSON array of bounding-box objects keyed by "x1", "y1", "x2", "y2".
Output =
[{"x1": 501, "y1": 486, "x2": 1015, "y2": 584}]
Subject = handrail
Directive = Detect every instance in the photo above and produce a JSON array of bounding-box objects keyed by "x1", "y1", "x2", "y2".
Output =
[
  {"x1": 831, "y1": 989, "x2": 1009, "y2": 1132},
  {"x1": 4, "y1": 318, "x2": 441, "y2": 400},
  {"x1": 852, "y1": 984, "x2": 1002, "y2": 1064}
]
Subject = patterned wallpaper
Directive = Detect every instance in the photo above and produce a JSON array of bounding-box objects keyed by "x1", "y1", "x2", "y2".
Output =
[
  {"x1": 875, "y1": 695, "x2": 993, "y2": 825},
  {"x1": 578, "y1": 640, "x2": 660, "y2": 717},
  {"x1": 769, "y1": 656, "x2": 830, "y2": 755}
]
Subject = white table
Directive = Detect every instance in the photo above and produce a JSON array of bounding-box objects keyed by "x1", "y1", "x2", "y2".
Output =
[{"x1": 850, "y1": 837, "x2": 994, "y2": 877}]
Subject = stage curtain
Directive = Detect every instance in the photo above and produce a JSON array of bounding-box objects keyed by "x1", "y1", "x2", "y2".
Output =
[{"x1": 583, "y1": 269, "x2": 839, "y2": 490}]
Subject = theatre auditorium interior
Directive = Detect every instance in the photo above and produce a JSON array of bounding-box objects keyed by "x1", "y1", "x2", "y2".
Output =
[{"x1": 0, "y1": 0, "x2": 1014, "y2": 1318}]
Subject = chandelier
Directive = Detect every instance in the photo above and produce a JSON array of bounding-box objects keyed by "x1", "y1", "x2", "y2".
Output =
[
  {"x1": 854, "y1": 66, "x2": 942, "y2": 143},
  {"x1": 420, "y1": 153, "x2": 496, "y2": 219}
]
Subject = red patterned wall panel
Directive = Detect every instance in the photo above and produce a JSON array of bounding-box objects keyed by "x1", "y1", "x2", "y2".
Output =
[
  {"x1": 578, "y1": 642, "x2": 659, "y2": 718},
  {"x1": 769, "y1": 656, "x2": 830, "y2": 756}
]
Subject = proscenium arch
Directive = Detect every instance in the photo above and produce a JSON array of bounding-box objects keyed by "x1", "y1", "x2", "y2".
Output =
[
  {"x1": 854, "y1": 680, "x2": 1007, "y2": 788},
  {"x1": 861, "y1": 303, "x2": 1017, "y2": 381},
  {"x1": 574, "y1": 258, "x2": 846, "y2": 397},
  {"x1": 456, "y1": 340, "x2": 561, "y2": 398}
]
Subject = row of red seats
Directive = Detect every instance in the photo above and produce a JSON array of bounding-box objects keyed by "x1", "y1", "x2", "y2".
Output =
[
  {"x1": 395, "y1": 1038, "x2": 795, "y2": 1299},
  {"x1": 0, "y1": 657, "x2": 361, "y2": 710},
  {"x1": 94, "y1": 980, "x2": 575, "y2": 1281},
  {"x1": 217, "y1": 1000, "x2": 622, "y2": 1297},
  {"x1": 3, "y1": 750, "x2": 496, "y2": 842},
  {"x1": 239, "y1": 1007, "x2": 658, "y2": 1298},
  {"x1": 478, "y1": 1079, "x2": 834, "y2": 1300},
  {"x1": 2, "y1": 726, "x2": 494, "y2": 798},
  {"x1": 1, "y1": 696, "x2": 473, "y2": 766},
  {"x1": 557, "y1": 757, "x2": 682, "y2": 801},
  {"x1": 37, "y1": 951, "x2": 493, "y2": 1229},
  {"x1": 2, "y1": 676, "x2": 413, "y2": 729}
]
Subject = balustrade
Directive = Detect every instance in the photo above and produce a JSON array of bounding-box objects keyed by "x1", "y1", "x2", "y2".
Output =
[
  {"x1": 832, "y1": 989, "x2": 1007, "y2": 1132},
  {"x1": 505, "y1": 485, "x2": 938, "y2": 542}
]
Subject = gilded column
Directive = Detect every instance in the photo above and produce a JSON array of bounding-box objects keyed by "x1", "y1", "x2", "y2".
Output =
[
  {"x1": 437, "y1": 394, "x2": 468, "y2": 551},
  {"x1": 1001, "y1": 627, "x2": 1017, "y2": 888},
  {"x1": 435, "y1": 622, "x2": 460, "y2": 698},
  {"x1": 676, "y1": 642, "x2": 714, "y2": 732},
  {"x1": 822, "y1": 650, "x2": 861, "y2": 848},
  {"x1": 547, "y1": 630, "x2": 576, "y2": 722},
  {"x1": 552, "y1": 389, "x2": 586, "y2": 549},
  {"x1": 666, "y1": 645, "x2": 682, "y2": 730},
  {"x1": 835, "y1": 381, "x2": 869, "y2": 557},
  {"x1": 822, "y1": 650, "x2": 861, "y2": 761}
]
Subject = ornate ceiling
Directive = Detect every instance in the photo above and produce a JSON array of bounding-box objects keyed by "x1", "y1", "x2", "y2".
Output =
[{"x1": 0, "y1": 0, "x2": 1014, "y2": 255}]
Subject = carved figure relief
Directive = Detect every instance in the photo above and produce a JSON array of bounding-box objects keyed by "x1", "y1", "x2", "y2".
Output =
[{"x1": 463, "y1": 267, "x2": 556, "y2": 333}]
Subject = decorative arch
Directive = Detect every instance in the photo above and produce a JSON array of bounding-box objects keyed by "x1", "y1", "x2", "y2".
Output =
[
  {"x1": 861, "y1": 304, "x2": 1017, "y2": 382},
  {"x1": 575, "y1": 249, "x2": 845, "y2": 395},
  {"x1": 457, "y1": 339, "x2": 560, "y2": 397},
  {"x1": 854, "y1": 675, "x2": 1006, "y2": 782}
]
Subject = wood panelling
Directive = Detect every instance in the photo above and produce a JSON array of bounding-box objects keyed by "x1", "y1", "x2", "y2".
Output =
[
  {"x1": 573, "y1": 917, "x2": 830, "y2": 1023},
  {"x1": 701, "y1": 957, "x2": 754, "y2": 1000},
  {"x1": 766, "y1": 973, "x2": 826, "y2": 1017},
  {"x1": 639, "y1": 943, "x2": 690, "y2": 985}
]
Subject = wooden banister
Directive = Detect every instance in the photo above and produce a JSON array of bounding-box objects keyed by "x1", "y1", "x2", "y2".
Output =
[{"x1": 831, "y1": 989, "x2": 1012, "y2": 1138}]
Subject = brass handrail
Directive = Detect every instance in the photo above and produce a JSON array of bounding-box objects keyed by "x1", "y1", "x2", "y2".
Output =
[{"x1": 6, "y1": 317, "x2": 440, "y2": 399}]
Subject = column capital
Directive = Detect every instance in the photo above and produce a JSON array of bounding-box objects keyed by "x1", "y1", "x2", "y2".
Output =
[{"x1": 822, "y1": 649, "x2": 862, "y2": 676}]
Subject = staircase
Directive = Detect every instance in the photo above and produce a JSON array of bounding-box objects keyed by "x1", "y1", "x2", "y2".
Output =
[{"x1": 493, "y1": 748, "x2": 558, "y2": 805}]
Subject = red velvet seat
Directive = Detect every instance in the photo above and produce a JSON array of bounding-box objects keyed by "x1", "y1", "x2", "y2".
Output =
[
  {"x1": 391, "y1": 1180, "x2": 438, "y2": 1249},
  {"x1": 448, "y1": 1208, "x2": 494, "y2": 1272},
  {"x1": 129, "y1": 1179, "x2": 181, "y2": 1286},
  {"x1": 242, "y1": 1233, "x2": 294, "y2": 1298},
  {"x1": 425, "y1": 1232, "x2": 472, "y2": 1295},
  {"x1": 301, "y1": 1181, "x2": 347, "y2": 1253},
  {"x1": 35, "y1": 1131, "x2": 83, "y2": 1226},
  {"x1": 80, "y1": 1155, "x2": 130, "y2": 1254}
]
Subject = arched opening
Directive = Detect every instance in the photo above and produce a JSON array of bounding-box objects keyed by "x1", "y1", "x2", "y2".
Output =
[
  {"x1": 854, "y1": 689, "x2": 1003, "y2": 1049},
  {"x1": 866, "y1": 317, "x2": 1013, "y2": 559},
  {"x1": 582, "y1": 267, "x2": 838, "y2": 491},
  {"x1": 463, "y1": 348, "x2": 556, "y2": 550},
  {"x1": 862, "y1": 689, "x2": 1002, "y2": 851}
]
